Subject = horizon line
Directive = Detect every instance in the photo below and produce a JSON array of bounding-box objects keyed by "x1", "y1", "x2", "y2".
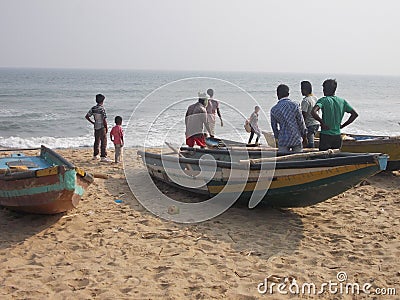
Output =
[{"x1": 0, "y1": 65, "x2": 399, "y2": 78}]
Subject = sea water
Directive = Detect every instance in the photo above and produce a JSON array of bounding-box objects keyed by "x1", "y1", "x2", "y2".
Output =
[{"x1": 0, "y1": 68, "x2": 399, "y2": 148}]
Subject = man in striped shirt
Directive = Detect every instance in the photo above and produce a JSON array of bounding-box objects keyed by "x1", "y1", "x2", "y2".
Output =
[
  {"x1": 270, "y1": 84, "x2": 307, "y2": 154},
  {"x1": 85, "y1": 94, "x2": 111, "y2": 162}
]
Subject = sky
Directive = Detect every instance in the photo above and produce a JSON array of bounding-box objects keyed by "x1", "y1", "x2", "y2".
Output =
[{"x1": 0, "y1": 0, "x2": 400, "y2": 76}]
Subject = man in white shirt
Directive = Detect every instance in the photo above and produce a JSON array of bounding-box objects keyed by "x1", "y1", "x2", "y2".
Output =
[
  {"x1": 206, "y1": 89, "x2": 223, "y2": 136},
  {"x1": 300, "y1": 81, "x2": 319, "y2": 148},
  {"x1": 185, "y1": 92, "x2": 213, "y2": 148}
]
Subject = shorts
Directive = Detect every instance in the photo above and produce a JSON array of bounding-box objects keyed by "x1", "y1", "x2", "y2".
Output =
[
  {"x1": 319, "y1": 133, "x2": 342, "y2": 151},
  {"x1": 186, "y1": 135, "x2": 206, "y2": 148}
]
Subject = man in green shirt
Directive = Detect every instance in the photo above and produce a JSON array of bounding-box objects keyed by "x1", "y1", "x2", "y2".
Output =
[{"x1": 311, "y1": 79, "x2": 358, "y2": 151}]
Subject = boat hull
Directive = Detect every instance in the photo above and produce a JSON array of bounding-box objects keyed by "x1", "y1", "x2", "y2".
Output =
[
  {"x1": 139, "y1": 150, "x2": 387, "y2": 208},
  {"x1": 207, "y1": 164, "x2": 380, "y2": 207},
  {"x1": 0, "y1": 146, "x2": 93, "y2": 214}
]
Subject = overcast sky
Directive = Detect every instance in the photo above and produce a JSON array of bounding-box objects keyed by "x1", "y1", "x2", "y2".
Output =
[{"x1": 1, "y1": 0, "x2": 399, "y2": 75}]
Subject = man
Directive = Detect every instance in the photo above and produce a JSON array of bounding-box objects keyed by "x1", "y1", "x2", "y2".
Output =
[
  {"x1": 270, "y1": 84, "x2": 307, "y2": 154},
  {"x1": 185, "y1": 92, "x2": 213, "y2": 148},
  {"x1": 206, "y1": 88, "x2": 223, "y2": 136},
  {"x1": 85, "y1": 93, "x2": 111, "y2": 162},
  {"x1": 300, "y1": 81, "x2": 319, "y2": 148},
  {"x1": 311, "y1": 79, "x2": 358, "y2": 151}
]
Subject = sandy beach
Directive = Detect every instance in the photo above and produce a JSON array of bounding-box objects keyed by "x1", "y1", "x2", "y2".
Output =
[{"x1": 0, "y1": 147, "x2": 399, "y2": 299}]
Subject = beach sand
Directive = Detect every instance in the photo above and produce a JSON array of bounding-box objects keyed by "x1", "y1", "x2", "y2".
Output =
[{"x1": 0, "y1": 148, "x2": 399, "y2": 299}]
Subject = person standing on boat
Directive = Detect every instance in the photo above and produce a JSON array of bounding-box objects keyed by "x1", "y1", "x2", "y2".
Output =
[
  {"x1": 270, "y1": 84, "x2": 307, "y2": 154},
  {"x1": 247, "y1": 106, "x2": 261, "y2": 145},
  {"x1": 301, "y1": 81, "x2": 320, "y2": 148},
  {"x1": 85, "y1": 94, "x2": 111, "y2": 162},
  {"x1": 185, "y1": 92, "x2": 214, "y2": 148},
  {"x1": 311, "y1": 79, "x2": 358, "y2": 151},
  {"x1": 206, "y1": 89, "x2": 223, "y2": 136}
]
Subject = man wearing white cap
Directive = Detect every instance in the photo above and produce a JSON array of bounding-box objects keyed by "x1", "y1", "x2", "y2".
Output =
[{"x1": 185, "y1": 92, "x2": 213, "y2": 148}]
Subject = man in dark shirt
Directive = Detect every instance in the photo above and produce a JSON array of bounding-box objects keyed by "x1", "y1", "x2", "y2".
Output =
[{"x1": 85, "y1": 94, "x2": 111, "y2": 162}]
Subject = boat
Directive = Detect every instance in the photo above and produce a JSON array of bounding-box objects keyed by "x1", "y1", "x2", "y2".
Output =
[
  {"x1": 181, "y1": 137, "x2": 274, "y2": 162},
  {"x1": 339, "y1": 134, "x2": 400, "y2": 171},
  {"x1": 138, "y1": 149, "x2": 388, "y2": 208},
  {"x1": 263, "y1": 132, "x2": 400, "y2": 171},
  {"x1": 180, "y1": 146, "x2": 274, "y2": 162},
  {"x1": 180, "y1": 137, "x2": 317, "y2": 162},
  {"x1": 0, "y1": 146, "x2": 94, "y2": 214}
]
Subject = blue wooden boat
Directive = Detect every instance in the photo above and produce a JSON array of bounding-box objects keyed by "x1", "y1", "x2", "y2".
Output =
[{"x1": 0, "y1": 146, "x2": 93, "y2": 214}]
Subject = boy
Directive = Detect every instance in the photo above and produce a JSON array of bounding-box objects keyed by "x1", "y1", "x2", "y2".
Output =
[
  {"x1": 110, "y1": 116, "x2": 124, "y2": 163},
  {"x1": 248, "y1": 106, "x2": 261, "y2": 145},
  {"x1": 85, "y1": 94, "x2": 111, "y2": 162}
]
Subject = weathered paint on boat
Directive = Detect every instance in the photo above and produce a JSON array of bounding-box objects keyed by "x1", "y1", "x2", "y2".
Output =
[
  {"x1": 206, "y1": 163, "x2": 381, "y2": 207},
  {"x1": 340, "y1": 134, "x2": 400, "y2": 171},
  {"x1": 0, "y1": 146, "x2": 93, "y2": 214},
  {"x1": 263, "y1": 132, "x2": 400, "y2": 171}
]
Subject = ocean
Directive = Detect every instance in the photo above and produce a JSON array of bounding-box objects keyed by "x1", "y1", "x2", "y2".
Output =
[{"x1": 0, "y1": 68, "x2": 399, "y2": 149}]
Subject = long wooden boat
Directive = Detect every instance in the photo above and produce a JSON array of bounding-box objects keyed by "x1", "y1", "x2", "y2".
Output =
[
  {"x1": 263, "y1": 132, "x2": 400, "y2": 171},
  {"x1": 0, "y1": 146, "x2": 94, "y2": 214},
  {"x1": 138, "y1": 149, "x2": 388, "y2": 208}
]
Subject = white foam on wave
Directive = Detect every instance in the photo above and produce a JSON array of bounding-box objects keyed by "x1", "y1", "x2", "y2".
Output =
[
  {"x1": 0, "y1": 134, "x2": 179, "y2": 149},
  {"x1": 0, "y1": 135, "x2": 93, "y2": 149}
]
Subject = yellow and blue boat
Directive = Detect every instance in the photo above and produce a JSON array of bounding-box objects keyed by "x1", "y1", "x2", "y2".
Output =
[
  {"x1": 0, "y1": 146, "x2": 93, "y2": 214},
  {"x1": 263, "y1": 132, "x2": 400, "y2": 171},
  {"x1": 139, "y1": 149, "x2": 388, "y2": 208},
  {"x1": 339, "y1": 134, "x2": 400, "y2": 171}
]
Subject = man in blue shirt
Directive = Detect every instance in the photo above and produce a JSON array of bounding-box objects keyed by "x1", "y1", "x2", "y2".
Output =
[{"x1": 270, "y1": 84, "x2": 307, "y2": 154}]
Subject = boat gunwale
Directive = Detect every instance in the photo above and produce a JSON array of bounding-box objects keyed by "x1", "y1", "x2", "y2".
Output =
[
  {"x1": 0, "y1": 146, "x2": 92, "y2": 182},
  {"x1": 138, "y1": 150, "x2": 386, "y2": 170}
]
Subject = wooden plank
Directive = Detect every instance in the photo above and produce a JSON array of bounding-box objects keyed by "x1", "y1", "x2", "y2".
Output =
[{"x1": 239, "y1": 149, "x2": 340, "y2": 164}]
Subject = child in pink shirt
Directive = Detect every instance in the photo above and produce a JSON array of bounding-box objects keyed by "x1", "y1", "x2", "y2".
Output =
[{"x1": 110, "y1": 116, "x2": 124, "y2": 163}]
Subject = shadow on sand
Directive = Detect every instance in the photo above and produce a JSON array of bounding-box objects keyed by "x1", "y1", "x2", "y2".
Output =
[
  {"x1": 195, "y1": 203, "x2": 304, "y2": 260},
  {"x1": 105, "y1": 173, "x2": 304, "y2": 260},
  {"x1": 0, "y1": 208, "x2": 62, "y2": 250}
]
